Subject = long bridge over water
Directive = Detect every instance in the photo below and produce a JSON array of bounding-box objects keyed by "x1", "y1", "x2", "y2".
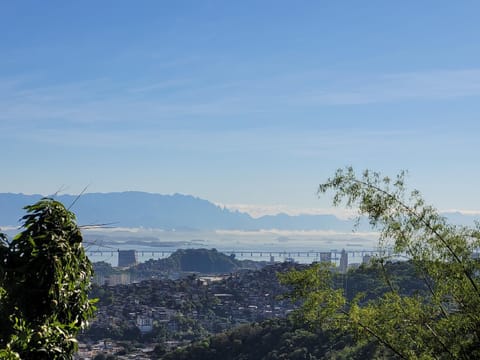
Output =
[{"x1": 86, "y1": 248, "x2": 392, "y2": 267}]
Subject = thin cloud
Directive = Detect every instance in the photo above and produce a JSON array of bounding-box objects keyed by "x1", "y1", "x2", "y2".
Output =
[
  {"x1": 128, "y1": 79, "x2": 191, "y2": 94},
  {"x1": 302, "y1": 69, "x2": 480, "y2": 105},
  {"x1": 3, "y1": 68, "x2": 480, "y2": 132},
  {"x1": 0, "y1": 76, "x2": 256, "y2": 128}
]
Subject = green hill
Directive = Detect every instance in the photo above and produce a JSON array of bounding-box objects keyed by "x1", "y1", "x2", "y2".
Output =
[{"x1": 132, "y1": 248, "x2": 263, "y2": 276}]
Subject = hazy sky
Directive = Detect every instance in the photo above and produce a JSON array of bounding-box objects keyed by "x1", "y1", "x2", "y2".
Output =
[{"x1": 1, "y1": 1, "x2": 480, "y2": 215}]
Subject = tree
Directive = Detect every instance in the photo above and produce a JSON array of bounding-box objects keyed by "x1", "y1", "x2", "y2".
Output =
[
  {"x1": 281, "y1": 167, "x2": 480, "y2": 359},
  {"x1": 0, "y1": 199, "x2": 96, "y2": 359}
]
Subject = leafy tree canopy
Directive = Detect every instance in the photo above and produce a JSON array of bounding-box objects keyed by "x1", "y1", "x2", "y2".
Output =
[
  {"x1": 0, "y1": 199, "x2": 95, "y2": 359},
  {"x1": 281, "y1": 167, "x2": 480, "y2": 360}
]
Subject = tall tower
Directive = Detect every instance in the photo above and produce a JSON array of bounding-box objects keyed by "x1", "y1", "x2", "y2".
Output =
[
  {"x1": 118, "y1": 250, "x2": 137, "y2": 268},
  {"x1": 339, "y1": 249, "x2": 348, "y2": 273}
]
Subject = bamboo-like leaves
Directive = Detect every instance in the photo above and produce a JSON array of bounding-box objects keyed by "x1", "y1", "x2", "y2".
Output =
[{"x1": 282, "y1": 168, "x2": 480, "y2": 359}]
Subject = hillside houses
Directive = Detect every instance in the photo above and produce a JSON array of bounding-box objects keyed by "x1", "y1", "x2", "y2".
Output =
[{"x1": 81, "y1": 262, "x2": 303, "y2": 356}]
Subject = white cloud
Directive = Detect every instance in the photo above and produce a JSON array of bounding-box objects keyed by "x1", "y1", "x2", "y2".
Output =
[
  {"x1": 217, "y1": 203, "x2": 357, "y2": 220},
  {"x1": 0, "y1": 226, "x2": 19, "y2": 231},
  {"x1": 441, "y1": 209, "x2": 480, "y2": 216}
]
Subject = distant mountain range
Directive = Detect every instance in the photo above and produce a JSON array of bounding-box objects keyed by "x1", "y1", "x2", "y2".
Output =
[{"x1": 0, "y1": 192, "x2": 477, "y2": 231}]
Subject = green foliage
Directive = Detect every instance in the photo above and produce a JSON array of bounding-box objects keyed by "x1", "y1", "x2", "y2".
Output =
[
  {"x1": 278, "y1": 263, "x2": 346, "y2": 328},
  {"x1": 282, "y1": 167, "x2": 480, "y2": 359},
  {"x1": 0, "y1": 199, "x2": 96, "y2": 359},
  {"x1": 161, "y1": 319, "x2": 383, "y2": 360},
  {"x1": 132, "y1": 248, "x2": 243, "y2": 277}
]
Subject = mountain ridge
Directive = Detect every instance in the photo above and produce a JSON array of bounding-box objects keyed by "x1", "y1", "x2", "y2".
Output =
[{"x1": 0, "y1": 192, "x2": 477, "y2": 231}]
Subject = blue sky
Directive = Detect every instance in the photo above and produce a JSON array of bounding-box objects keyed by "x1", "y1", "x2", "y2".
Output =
[{"x1": 1, "y1": 1, "x2": 480, "y2": 215}]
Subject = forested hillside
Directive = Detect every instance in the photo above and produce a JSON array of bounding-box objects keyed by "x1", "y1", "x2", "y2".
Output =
[{"x1": 160, "y1": 319, "x2": 386, "y2": 360}]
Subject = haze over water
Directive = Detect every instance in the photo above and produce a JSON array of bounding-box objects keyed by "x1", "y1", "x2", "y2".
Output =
[{"x1": 81, "y1": 226, "x2": 380, "y2": 266}]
